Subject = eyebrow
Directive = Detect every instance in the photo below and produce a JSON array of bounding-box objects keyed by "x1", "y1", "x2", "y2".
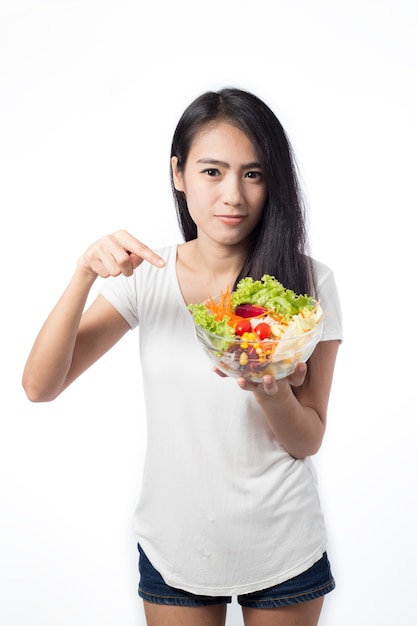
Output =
[{"x1": 196, "y1": 158, "x2": 262, "y2": 169}]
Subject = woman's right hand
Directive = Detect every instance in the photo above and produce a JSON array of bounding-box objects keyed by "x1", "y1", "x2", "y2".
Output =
[
  {"x1": 78, "y1": 229, "x2": 166, "y2": 279},
  {"x1": 23, "y1": 230, "x2": 165, "y2": 402}
]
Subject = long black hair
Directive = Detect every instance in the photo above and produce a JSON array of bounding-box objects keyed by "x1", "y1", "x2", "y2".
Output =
[{"x1": 170, "y1": 88, "x2": 316, "y2": 296}]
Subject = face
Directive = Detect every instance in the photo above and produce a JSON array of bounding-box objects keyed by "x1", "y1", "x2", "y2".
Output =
[{"x1": 172, "y1": 122, "x2": 268, "y2": 248}]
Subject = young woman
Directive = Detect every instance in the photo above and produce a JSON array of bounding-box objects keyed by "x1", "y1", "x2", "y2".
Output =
[{"x1": 23, "y1": 88, "x2": 342, "y2": 626}]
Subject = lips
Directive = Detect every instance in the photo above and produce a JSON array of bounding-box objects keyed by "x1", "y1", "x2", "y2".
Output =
[{"x1": 215, "y1": 215, "x2": 246, "y2": 225}]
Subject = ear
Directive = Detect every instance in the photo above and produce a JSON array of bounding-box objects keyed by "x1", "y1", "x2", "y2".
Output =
[{"x1": 171, "y1": 156, "x2": 185, "y2": 192}]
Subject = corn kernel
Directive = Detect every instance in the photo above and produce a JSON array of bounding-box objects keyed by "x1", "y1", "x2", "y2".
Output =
[{"x1": 239, "y1": 352, "x2": 248, "y2": 366}]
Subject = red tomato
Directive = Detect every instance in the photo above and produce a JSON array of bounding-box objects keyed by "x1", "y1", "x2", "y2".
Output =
[
  {"x1": 254, "y1": 323, "x2": 270, "y2": 340},
  {"x1": 235, "y1": 320, "x2": 252, "y2": 336}
]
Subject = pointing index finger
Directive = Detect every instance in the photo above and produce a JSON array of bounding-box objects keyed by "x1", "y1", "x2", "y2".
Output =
[{"x1": 118, "y1": 231, "x2": 166, "y2": 268}]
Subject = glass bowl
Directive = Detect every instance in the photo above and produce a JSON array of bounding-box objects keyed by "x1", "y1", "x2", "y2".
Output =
[{"x1": 194, "y1": 316, "x2": 323, "y2": 383}]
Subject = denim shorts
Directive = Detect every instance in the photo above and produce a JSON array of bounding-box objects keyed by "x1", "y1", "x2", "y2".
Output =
[{"x1": 137, "y1": 543, "x2": 335, "y2": 608}]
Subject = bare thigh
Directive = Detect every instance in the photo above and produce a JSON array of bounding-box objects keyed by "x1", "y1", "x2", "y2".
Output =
[
  {"x1": 242, "y1": 596, "x2": 324, "y2": 626},
  {"x1": 143, "y1": 601, "x2": 227, "y2": 626}
]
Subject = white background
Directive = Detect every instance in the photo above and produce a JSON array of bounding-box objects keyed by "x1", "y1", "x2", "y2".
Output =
[{"x1": 1, "y1": 1, "x2": 416, "y2": 624}]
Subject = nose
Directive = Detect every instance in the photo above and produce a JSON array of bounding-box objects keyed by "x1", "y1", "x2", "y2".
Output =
[{"x1": 222, "y1": 174, "x2": 243, "y2": 206}]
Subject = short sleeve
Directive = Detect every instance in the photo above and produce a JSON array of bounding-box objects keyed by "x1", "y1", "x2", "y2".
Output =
[
  {"x1": 99, "y1": 273, "x2": 139, "y2": 329},
  {"x1": 314, "y1": 260, "x2": 343, "y2": 342}
]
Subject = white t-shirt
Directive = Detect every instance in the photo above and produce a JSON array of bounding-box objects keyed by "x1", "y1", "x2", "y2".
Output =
[{"x1": 100, "y1": 244, "x2": 343, "y2": 596}]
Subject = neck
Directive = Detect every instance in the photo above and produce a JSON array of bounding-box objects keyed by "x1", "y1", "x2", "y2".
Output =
[
  {"x1": 189, "y1": 239, "x2": 247, "y2": 281},
  {"x1": 176, "y1": 238, "x2": 248, "y2": 305}
]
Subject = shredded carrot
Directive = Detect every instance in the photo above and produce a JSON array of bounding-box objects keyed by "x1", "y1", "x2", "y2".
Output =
[{"x1": 206, "y1": 288, "x2": 242, "y2": 326}]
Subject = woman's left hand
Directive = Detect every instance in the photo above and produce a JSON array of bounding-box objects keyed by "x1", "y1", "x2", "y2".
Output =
[
  {"x1": 215, "y1": 341, "x2": 340, "y2": 458},
  {"x1": 213, "y1": 362, "x2": 307, "y2": 396}
]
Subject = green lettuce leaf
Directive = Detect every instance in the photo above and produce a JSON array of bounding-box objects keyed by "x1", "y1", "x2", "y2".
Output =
[
  {"x1": 231, "y1": 275, "x2": 315, "y2": 320},
  {"x1": 188, "y1": 304, "x2": 235, "y2": 339}
]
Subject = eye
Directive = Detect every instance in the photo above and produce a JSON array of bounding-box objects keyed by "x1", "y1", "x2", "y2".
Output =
[
  {"x1": 202, "y1": 168, "x2": 221, "y2": 177},
  {"x1": 245, "y1": 171, "x2": 263, "y2": 180}
]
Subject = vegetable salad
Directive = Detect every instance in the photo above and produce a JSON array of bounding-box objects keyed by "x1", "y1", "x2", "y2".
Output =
[{"x1": 189, "y1": 275, "x2": 323, "y2": 380}]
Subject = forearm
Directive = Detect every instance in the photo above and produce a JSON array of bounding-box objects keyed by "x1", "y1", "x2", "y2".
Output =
[
  {"x1": 22, "y1": 265, "x2": 97, "y2": 402},
  {"x1": 254, "y1": 382, "x2": 325, "y2": 459}
]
